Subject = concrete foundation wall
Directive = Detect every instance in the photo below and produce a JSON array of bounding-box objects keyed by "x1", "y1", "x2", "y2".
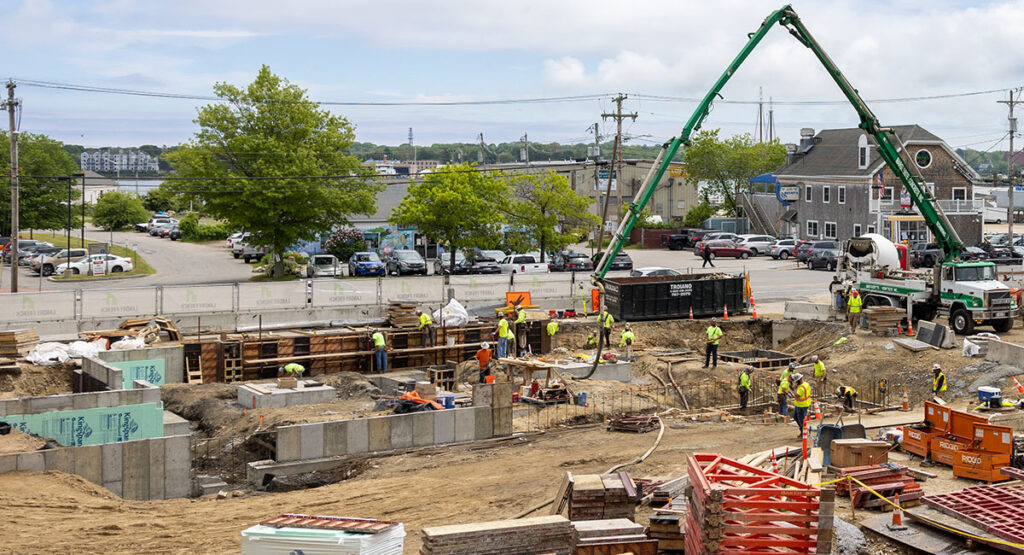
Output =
[
  {"x1": 96, "y1": 346, "x2": 184, "y2": 384},
  {"x1": 81, "y1": 356, "x2": 123, "y2": 390},
  {"x1": 987, "y1": 340, "x2": 1024, "y2": 368},
  {"x1": 237, "y1": 382, "x2": 337, "y2": 409},
  {"x1": 784, "y1": 302, "x2": 835, "y2": 322},
  {"x1": 0, "y1": 434, "x2": 190, "y2": 500},
  {"x1": 0, "y1": 379, "x2": 160, "y2": 417}
]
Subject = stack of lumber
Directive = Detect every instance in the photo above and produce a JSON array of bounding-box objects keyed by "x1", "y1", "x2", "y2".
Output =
[
  {"x1": 386, "y1": 300, "x2": 420, "y2": 328},
  {"x1": 418, "y1": 515, "x2": 574, "y2": 555},
  {"x1": 648, "y1": 496, "x2": 687, "y2": 552},
  {"x1": 863, "y1": 306, "x2": 905, "y2": 335},
  {"x1": 736, "y1": 445, "x2": 816, "y2": 482},
  {"x1": 0, "y1": 329, "x2": 39, "y2": 357},
  {"x1": 833, "y1": 464, "x2": 922, "y2": 509},
  {"x1": 569, "y1": 472, "x2": 638, "y2": 521},
  {"x1": 572, "y1": 519, "x2": 656, "y2": 554},
  {"x1": 649, "y1": 475, "x2": 689, "y2": 506},
  {"x1": 0, "y1": 357, "x2": 19, "y2": 374},
  {"x1": 80, "y1": 316, "x2": 181, "y2": 343},
  {"x1": 608, "y1": 414, "x2": 660, "y2": 433}
]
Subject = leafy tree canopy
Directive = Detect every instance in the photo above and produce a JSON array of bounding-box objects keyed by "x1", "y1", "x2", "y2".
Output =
[
  {"x1": 504, "y1": 170, "x2": 598, "y2": 259},
  {"x1": 0, "y1": 132, "x2": 81, "y2": 235},
  {"x1": 683, "y1": 130, "x2": 785, "y2": 216},
  {"x1": 92, "y1": 191, "x2": 149, "y2": 230}
]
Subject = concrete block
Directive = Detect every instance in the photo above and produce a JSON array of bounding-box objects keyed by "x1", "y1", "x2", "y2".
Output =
[
  {"x1": 784, "y1": 302, "x2": 834, "y2": 322},
  {"x1": 0, "y1": 454, "x2": 17, "y2": 473},
  {"x1": 72, "y1": 392, "x2": 100, "y2": 410},
  {"x1": 987, "y1": 340, "x2": 1024, "y2": 367},
  {"x1": 276, "y1": 425, "x2": 302, "y2": 462},
  {"x1": 299, "y1": 422, "x2": 325, "y2": 461},
  {"x1": 492, "y1": 382, "x2": 514, "y2": 408},
  {"x1": 140, "y1": 385, "x2": 161, "y2": 405},
  {"x1": 492, "y1": 406, "x2": 512, "y2": 437},
  {"x1": 122, "y1": 439, "x2": 150, "y2": 500},
  {"x1": 389, "y1": 414, "x2": 413, "y2": 450},
  {"x1": 411, "y1": 411, "x2": 434, "y2": 448},
  {"x1": 367, "y1": 416, "x2": 392, "y2": 452},
  {"x1": 52, "y1": 448, "x2": 75, "y2": 473},
  {"x1": 474, "y1": 406, "x2": 493, "y2": 440},
  {"x1": 0, "y1": 399, "x2": 26, "y2": 417},
  {"x1": 148, "y1": 438, "x2": 166, "y2": 500},
  {"x1": 121, "y1": 388, "x2": 144, "y2": 406},
  {"x1": 322, "y1": 420, "x2": 347, "y2": 458},
  {"x1": 101, "y1": 442, "x2": 123, "y2": 485},
  {"x1": 433, "y1": 409, "x2": 455, "y2": 445},
  {"x1": 163, "y1": 435, "x2": 191, "y2": 499},
  {"x1": 74, "y1": 445, "x2": 103, "y2": 485},
  {"x1": 16, "y1": 451, "x2": 45, "y2": 471},
  {"x1": 163, "y1": 411, "x2": 191, "y2": 437},
  {"x1": 346, "y1": 419, "x2": 368, "y2": 455},
  {"x1": 26, "y1": 394, "x2": 73, "y2": 414},
  {"x1": 96, "y1": 391, "x2": 120, "y2": 408},
  {"x1": 454, "y1": 408, "x2": 475, "y2": 443},
  {"x1": 472, "y1": 383, "x2": 493, "y2": 407}
]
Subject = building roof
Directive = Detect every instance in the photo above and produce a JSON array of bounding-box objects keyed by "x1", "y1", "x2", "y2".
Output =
[
  {"x1": 84, "y1": 170, "x2": 119, "y2": 191},
  {"x1": 775, "y1": 125, "x2": 942, "y2": 178}
]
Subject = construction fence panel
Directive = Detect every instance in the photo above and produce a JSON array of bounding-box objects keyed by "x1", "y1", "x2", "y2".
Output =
[
  {"x1": 448, "y1": 275, "x2": 510, "y2": 303},
  {"x1": 161, "y1": 284, "x2": 236, "y2": 314},
  {"x1": 380, "y1": 275, "x2": 444, "y2": 304},
  {"x1": 309, "y1": 279, "x2": 380, "y2": 308},
  {"x1": 512, "y1": 273, "x2": 574, "y2": 299},
  {"x1": 0, "y1": 290, "x2": 77, "y2": 322},
  {"x1": 237, "y1": 281, "x2": 309, "y2": 312},
  {"x1": 81, "y1": 288, "x2": 158, "y2": 320}
]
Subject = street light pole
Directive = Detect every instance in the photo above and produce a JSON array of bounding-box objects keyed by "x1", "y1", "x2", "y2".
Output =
[
  {"x1": 64, "y1": 176, "x2": 71, "y2": 275},
  {"x1": 74, "y1": 172, "x2": 85, "y2": 248}
]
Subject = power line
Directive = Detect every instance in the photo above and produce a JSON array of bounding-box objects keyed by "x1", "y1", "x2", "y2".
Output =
[{"x1": 633, "y1": 87, "x2": 1018, "y2": 106}]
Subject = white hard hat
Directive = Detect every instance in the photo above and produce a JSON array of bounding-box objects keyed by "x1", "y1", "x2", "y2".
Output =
[
  {"x1": 788, "y1": 362, "x2": 797, "y2": 369},
  {"x1": 791, "y1": 373, "x2": 803, "y2": 381},
  {"x1": 836, "y1": 386, "x2": 843, "y2": 395},
  {"x1": 481, "y1": 342, "x2": 490, "y2": 350},
  {"x1": 624, "y1": 323, "x2": 631, "y2": 329},
  {"x1": 933, "y1": 363, "x2": 941, "y2": 370},
  {"x1": 811, "y1": 355, "x2": 819, "y2": 362}
]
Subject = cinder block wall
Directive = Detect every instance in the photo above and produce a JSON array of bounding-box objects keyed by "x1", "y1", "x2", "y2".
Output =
[
  {"x1": 80, "y1": 356, "x2": 123, "y2": 391},
  {"x1": 96, "y1": 346, "x2": 185, "y2": 384}
]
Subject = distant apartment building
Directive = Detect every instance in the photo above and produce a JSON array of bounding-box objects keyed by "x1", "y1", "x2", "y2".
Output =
[
  {"x1": 361, "y1": 158, "x2": 441, "y2": 176},
  {"x1": 80, "y1": 150, "x2": 160, "y2": 173}
]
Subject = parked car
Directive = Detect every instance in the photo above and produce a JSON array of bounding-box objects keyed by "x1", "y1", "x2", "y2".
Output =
[
  {"x1": 449, "y1": 255, "x2": 501, "y2": 275},
  {"x1": 239, "y1": 243, "x2": 269, "y2": 263},
  {"x1": 807, "y1": 248, "x2": 842, "y2": 271},
  {"x1": 769, "y1": 239, "x2": 799, "y2": 260},
  {"x1": 474, "y1": 249, "x2": 508, "y2": 263},
  {"x1": 169, "y1": 227, "x2": 181, "y2": 241},
  {"x1": 796, "y1": 241, "x2": 840, "y2": 262},
  {"x1": 13, "y1": 242, "x2": 55, "y2": 265},
  {"x1": 306, "y1": 254, "x2": 342, "y2": 277},
  {"x1": 348, "y1": 251, "x2": 385, "y2": 276},
  {"x1": 134, "y1": 222, "x2": 150, "y2": 232},
  {"x1": 385, "y1": 249, "x2": 428, "y2": 276},
  {"x1": 962, "y1": 246, "x2": 988, "y2": 262},
  {"x1": 630, "y1": 266, "x2": 682, "y2": 277},
  {"x1": 910, "y1": 243, "x2": 943, "y2": 268},
  {"x1": 590, "y1": 251, "x2": 634, "y2": 271},
  {"x1": 158, "y1": 226, "x2": 175, "y2": 238},
  {"x1": 736, "y1": 235, "x2": 777, "y2": 256},
  {"x1": 54, "y1": 254, "x2": 134, "y2": 275},
  {"x1": 702, "y1": 240, "x2": 753, "y2": 260},
  {"x1": 692, "y1": 233, "x2": 740, "y2": 255},
  {"x1": 499, "y1": 254, "x2": 550, "y2": 274},
  {"x1": 435, "y1": 252, "x2": 467, "y2": 275},
  {"x1": 146, "y1": 216, "x2": 177, "y2": 230},
  {"x1": 21, "y1": 245, "x2": 62, "y2": 266},
  {"x1": 549, "y1": 251, "x2": 594, "y2": 272},
  {"x1": 150, "y1": 223, "x2": 173, "y2": 236},
  {"x1": 33, "y1": 248, "x2": 87, "y2": 276},
  {"x1": 2, "y1": 239, "x2": 45, "y2": 262},
  {"x1": 987, "y1": 246, "x2": 1024, "y2": 265}
]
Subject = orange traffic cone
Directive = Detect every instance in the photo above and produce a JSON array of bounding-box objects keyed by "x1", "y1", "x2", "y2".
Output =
[
  {"x1": 888, "y1": 493, "x2": 907, "y2": 530},
  {"x1": 902, "y1": 388, "x2": 910, "y2": 411},
  {"x1": 723, "y1": 304, "x2": 729, "y2": 320},
  {"x1": 771, "y1": 450, "x2": 778, "y2": 474},
  {"x1": 801, "y1": 425, "x2": 808, "y2": 460},
  {"x1": 907, "y1": 320, "x2": 914, "y2": 336},
  {"x1": 897, "y1": 322, "x2": 903, "y2": 335},
  {"x1": 814, "y1": 400, "x2": 822, "y2": 420},
  {"x1": 1013, "y1": 376, "x2": 1024, "y2": 394},
  {"x1": 689, "y1": 306, "x2": 694, "y2": 320},
  {"x1": 751, "y1": 296, "x2": 758, "y2": 319}
]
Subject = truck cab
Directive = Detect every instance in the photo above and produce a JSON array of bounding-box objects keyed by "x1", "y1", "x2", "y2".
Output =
[{"x1": 938, "y1": 262, "x2": 1015, "y2": 334}]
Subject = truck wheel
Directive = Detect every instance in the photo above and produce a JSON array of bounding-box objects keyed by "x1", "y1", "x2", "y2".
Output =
[
  {"x1": 233, "y1": 253, "x2": 240, "y2": 259},
  {"x1": 993, "y1": 318, "x2": 1014, "y2": 333},
  {"x1": 780, "y1": 251, "x2": 789, "y2": 260},
  {"x1": 243, "y1": 256, "x2": 251, "y2": 263},
  {"x1": 950, "y1": 308, "x2": 974, "y2": 335}
]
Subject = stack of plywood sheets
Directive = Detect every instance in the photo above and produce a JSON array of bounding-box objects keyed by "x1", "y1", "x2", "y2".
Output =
[
  {"x1": 419, "y1": 515, "x2": 574, "y2": 554},
  {"x1": 0, "y1": 329, "x2": 39, "y2": 358},
  {"x1": 569, "y1": 472, "x2": 638, "y2": 521}
]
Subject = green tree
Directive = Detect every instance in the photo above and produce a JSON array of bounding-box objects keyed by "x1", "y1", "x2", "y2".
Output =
[
  {"x1": 684, "y1": 201, "x2": 717, "y2": 228},
  {"x1": 505, "y1": 170, "x2": 598, "y2": 260},
  {"x1": 0, "y1": 133, "x2": 81, "y2": 235},
  {"x1": 165, "y1": 65, "x2": 381, "y2": 277},
  {"x1": 683, "y1": 130, "x2": 785, "y2": 216},
  {"x1": 390, "y1": 163, "x2": 508, "y2": 271},
  {"x1": 92, "y1": 191, "x2": 150, "y2": 230},
  {"x1": 143, "y1": 183, "x2": 195, "y2": 214}
]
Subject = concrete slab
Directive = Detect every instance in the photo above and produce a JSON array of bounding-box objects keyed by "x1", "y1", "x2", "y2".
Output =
[
  {"x1": 454, "y1": 408, "x2": 475, "y2": 443},
  {"x1": 784, "y1": 301, "x2": 834, "y2": 322},
  {"x1": 0, "y1": 454, "x2": 17, "y2": 473},
  {"x1": 492, "y1": 406, "x2": 512, "y2": 437},
  {"x1": 101, "y1": 442, "x2": 123, "y2": 486},
  {"x1": 72, "y1": 392, "x2": 100, "y2": 410},
  {"x1": 346, "y1": 419, "x2": 368, "y2": 455},
  {"x1": 74, "y1": 445, "x2": 103, "y2": 485},
  {"x1": 389, "y1": 414, "x2": 414, "y2": 450},
  {"x1": 555, "y1": 361, "x2": 631, "y2": 382},
  {"x1": 238, "y1": 381, "x2": 336, "y2": 409},
  {"x1": 148, "y1": 437, "x2": 166, "y2": 500},
  {"x1": 16, "y1": 451, "x2": 45, "y2": 471},
  {"x1": 988, "y1": 340, "x2": 1024, "y2": 368},
  {"x1": 411, "y1": 411, "x2": 434, "y2": 448},
  {"x1": 122, "y1": 439, "x2": 150, "y2": 500},
  {"x1": 433, "y1": 409, "x2": 455, "y2": 445},
  {"x1": 163, "y1": 435, "x2": 191, "y2": 499},
  {"x1": 322, "y1": 420, "x2": 347, "y2": 458},
  {"x1": 367, "y1": 416, "x2": 392, "y2": 452},
  {"x1": 474, "y1": 406, "x2": 493, "y2": 440},
  {"x1": 52, "y1": 447, "x2": 75, "y2": 474},
  {"x1": 299, "y1": 422, "x2": 325, "y2": 461},
  {"x1": 276, "y1": 425, "x2": 301, "y2": 462}
]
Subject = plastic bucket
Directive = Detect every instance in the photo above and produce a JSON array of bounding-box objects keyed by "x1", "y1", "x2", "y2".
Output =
[
  {"x1": 576, "y1": 392, "x2": 588, "y2": 406},
  {"x1": 557, "y1": 311, "x2": 564, "y2": 318},
  {"x1": 485, "y1": 375, "x2": 495, "y2": 384},
  {"x1": 442, "y1": 395, "x2": 455, "y2": 409},
  {"x1": 549, "y1": 310, "x2": 557, "y2": 318}
]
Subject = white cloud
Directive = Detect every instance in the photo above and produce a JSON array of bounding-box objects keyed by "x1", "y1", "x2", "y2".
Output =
[{"x1": 543, "y1": 57, "x2": 589, "y2": 89}]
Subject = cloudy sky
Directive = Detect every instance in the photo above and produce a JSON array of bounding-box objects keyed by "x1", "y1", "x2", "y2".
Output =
[{"x1": 3, "y1": 0, "x2": 1023, "y2": 152}]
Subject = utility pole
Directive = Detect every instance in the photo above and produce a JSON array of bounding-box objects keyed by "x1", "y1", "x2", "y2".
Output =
[
  {"x1": 4, "y1": 80, "x2": 19, "y2": 292},
  {"x1": 768, "y1": 97, "x2": 775, "y2": 142},
  {"x1": 602, "y1": 93, "x2": 638, "y2": 226},
  {"x1": 478, "y1": 133, "x2": 486, "y2": 164},
  {"x1": 999, "y1": 90, "x2": 1021, "y2": 241},
  {"x1": 521, "y1": 133, "x2": 529, "y2": 164},
  {"x1": 756, "y1": 87, "x2": 764, "y2": 143}
]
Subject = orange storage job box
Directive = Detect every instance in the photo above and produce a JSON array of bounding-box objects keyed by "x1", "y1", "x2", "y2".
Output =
[
  {"x1": 902, "y1": 425, "x2": 942, "y2": 458},
  {"x1": 924, "y1": 402, "x2": 952, "y2": 432},
  {"x1": 952, "y1": 450, "x2": 1012, "y2": 483},
  {"x1": 972, "y1": 423, "x2": 1013, "y2": 455},
  {"x1": 929, "y1": 436, "x2": 971, "y2": 467}
]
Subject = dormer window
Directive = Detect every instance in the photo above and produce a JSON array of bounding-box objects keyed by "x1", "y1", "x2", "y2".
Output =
[{"x1": 858, "y1": 134, "x2": 869, "y2": 169}]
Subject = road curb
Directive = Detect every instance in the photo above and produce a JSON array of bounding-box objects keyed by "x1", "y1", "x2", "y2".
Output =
[{"x1": 47, "y1": 272, "x2": 151, "y2": 283}]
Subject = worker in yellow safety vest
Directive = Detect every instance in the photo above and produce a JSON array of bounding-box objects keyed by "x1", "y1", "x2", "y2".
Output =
[
  {"x1": 703, "y1": 317, "x2": 723, "y2": 369},
  {"x1": 280, "y1": 363, "x2": 305, "y2": 379},
  {"x1": 933, "y1": 364, "x2": 947, "y2": 394},
  {"x1": 513, "y1": 305, "x2": 527, "y2": 356},
  {"x1": 792, "y1": 373, "x2": 812, "y2": 438},
  {"x1": 812, "y1": 354, "x2": 827, "y2": 393},
  {"x1": 837, "y1": 385, "x2": 857, "y2": 410},
  {"x1": 585, "y1": 331, "x2": 598, "y2": 349},
  {"x1": 738, "y1": 367, "x2": 753, "y2": 413},
  {"x1": 416, "y1": 309, "x2": 435, "y2": 347},
  {"x1": 547, "y1": 320, "x2": 559, "y2": 337},
  {"x1": 847, "y1": 290, "x2": 863, "y2": 333},
  {"x1": 371, "y1": 328, "x2": 387, "y2": 373},
  {"x1": 495, "y1": 315, "x2": 510, "y2": 359},
  {"x1": 599, "y1": 309, "x2": 614, "y2": 349},
  {"x1": 619, "y1": 323, "x2": 636, "y2": 361},
  {"x1": 777, "y1": 371, "x2": 791, "y2": 418}
]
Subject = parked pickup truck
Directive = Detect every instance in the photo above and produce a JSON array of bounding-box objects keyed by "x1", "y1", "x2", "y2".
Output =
[
  {"x1": 910, "y1": 242, "x2": 942, "y2": 268},
  {"x1": 499, "y1": 254, "x2": 549, "y2": 274},
  {"x1": 661, "y1": 233, "x2": 689, "y2": 250},
  {"x1": 240, "y1": 243, "x2": 269, "y2": 263}
]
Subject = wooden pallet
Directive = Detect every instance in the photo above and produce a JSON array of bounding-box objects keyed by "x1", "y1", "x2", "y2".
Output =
[{"x1": 186, "y1": 356, "x2": 203, "y2": 384}]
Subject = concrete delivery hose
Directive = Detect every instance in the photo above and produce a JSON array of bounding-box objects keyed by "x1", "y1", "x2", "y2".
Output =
[{"x1": 576, "y1": 280, "x2": 606, "y2": 380}]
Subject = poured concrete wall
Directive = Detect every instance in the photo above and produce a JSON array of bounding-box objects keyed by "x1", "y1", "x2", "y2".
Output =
[
  {"x1": 0, "y1": 434, "x2": 190, "y2": 500},
  {"x1": 97, "y1": 346, "x2": 184, "y2": 384},
  {"x1": 784, "y1": 302, "x2": 835, "y2": 322},
  {"x1": 0, "y1": 379, "x2": 160, "y2": 417}
]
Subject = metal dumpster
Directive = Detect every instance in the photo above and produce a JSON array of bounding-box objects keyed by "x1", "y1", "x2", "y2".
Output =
[{"x1": 603, "y1": 273, "x2": 746, "y2": 321}]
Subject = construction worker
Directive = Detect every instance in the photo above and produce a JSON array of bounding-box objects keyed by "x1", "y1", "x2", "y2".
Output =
[
  {"x1": 371, "y1": 328, "x2": 387, "y2": 373},
  {"x1": 738, "y1": 367, "x2": 753, "y2": 413},
  {"x1": 506, "y1": 329, "x2": 516, "y2": 359},
  {"x1": 547, "y1": 320, "x2": 559, "y2": 338},
  {"x1": 474, "y1": 342, "x2": 492, "y2": 383},
  {"x1": 702, "y1": 242, "x2": 715, "y2": 268},
  {"x1": 829, "y1": 275, "x2": 845, "y2": 310},
  {"x1": 417, "y1": 309, "x2": 435, "y2": 347},
  {"x1": 837, "y1": 385, "x2": 857, "y2": 410},
  {"x1": 619, "y1": 323, "x2": 636, "y2": 361},
  {"x1": 777, "y1": 369, "x2": 791, "y2": 417},
  {"x1": 812, "y1": 354, "x2": 827, "y2": 392},
  {"x1": 703, "y1": 317, "x2": 723, "y2": 369},
  {"x1": 496, "y1": 315, "x2": 510, "y2": 359},
  {"x1": 585, "y1": 331, "x2": 598, "y2": 349},
  {"x1": 933, "y1": 364, "x2": 947, "y2": 396},
  {"x1": 846, "y1": 290, "x2": 863, "y2": 333},
  {"x1": 280, "y1": 363, "x2": 305, "y2": 379},
  {"x1": 599, "y1": 308, "x2": 614, "y2": 348},
  {"x1": 792, "y1": 373, "x2": 812, "y2": 438},
  {"x1": 513, "y1": 305, "x2": 527, "y2": 356}
]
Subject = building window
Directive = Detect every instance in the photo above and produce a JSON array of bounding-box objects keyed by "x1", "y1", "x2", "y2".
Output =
[
  {"x1": 805, "y1": 185, "x2": 812, "y2": 202},
  {"x1": 858, "y1": 135, "x2": 870, "y2": 169},
  {"x1": 823, "y1": 186, "x2": 831, "y2": 203},
  {"x1": 824, "y1": 222, "x2": 837, "y2": 239},
  {"x1": 952, "y1": 187, "x2": 967, "y2": 201},
  {"x1": 838, "y1": 186, "x2": 846, "y2": 204},
  {"x1": 881, "y1": 187, "x2": 894, "y2": 201},
  {"x1": 915, "y1": 149, "x2": 932, "y2": 169},
  {"x1": 853, "y1": 224, "x2": 862, "y2": 237},
  {"x1": 867, "y1": 225, "x2": 876, "y2": 234},
  {"x1": 806, "y1": 220, "x2": 819, "y2": 238}
]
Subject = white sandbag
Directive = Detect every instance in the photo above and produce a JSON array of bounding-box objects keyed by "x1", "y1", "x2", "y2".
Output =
[
  {"x1": 961, "y1": 339, "x2": 980, "y2": 357},
  {"x1": 433, "y1": 298, "x2": 470, "y2": 327},
  {"x1": 26, "y1": 342, "x2": 72, "y2": 365},
  {"x1": 110, "y1": 337, "x2": 147, "y2": 350}
]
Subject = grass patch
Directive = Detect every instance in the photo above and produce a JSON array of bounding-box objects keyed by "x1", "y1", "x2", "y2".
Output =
[
  {"x1": 29, "y1": 231, "x2": 155, "y2": 278},
  {"x1": 249, "y1": 274, "x2": 300, "y2": 282}
]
